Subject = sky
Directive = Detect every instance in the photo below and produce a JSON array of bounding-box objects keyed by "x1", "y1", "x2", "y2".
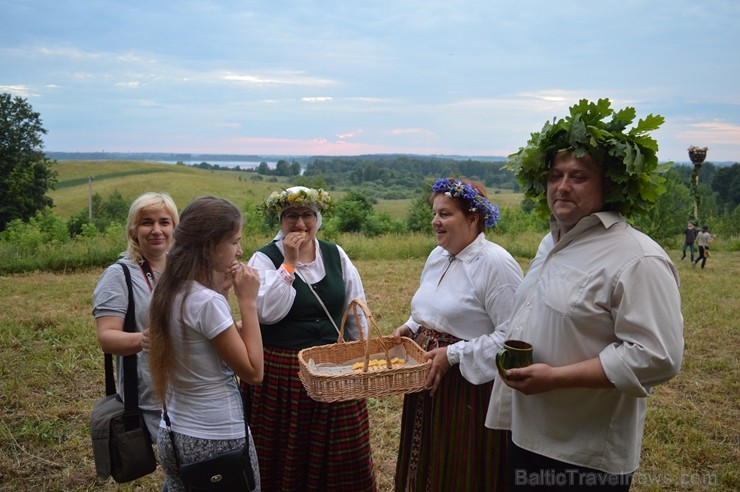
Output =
[{"x1": 2, "y1": 0, "x2": 739, "y2": 162}]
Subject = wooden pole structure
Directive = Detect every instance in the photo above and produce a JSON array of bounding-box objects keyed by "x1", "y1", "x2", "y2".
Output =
[
  {"x1": 88, "y1": 176, "x2": 94, "y2": 220},
  {"x1": 688, "y1": 146, "x2": 707, "y2": 222}
]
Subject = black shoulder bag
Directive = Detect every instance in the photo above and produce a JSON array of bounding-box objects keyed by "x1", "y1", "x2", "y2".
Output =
[
  {"x1": 91, "y1": 261, "x2": 157, "y2": 482},
  {"x1": 163, "y1": 387, "x2": 256, "y2": 491}
]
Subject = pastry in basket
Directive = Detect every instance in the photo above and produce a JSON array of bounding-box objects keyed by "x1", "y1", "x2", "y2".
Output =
[{"x1": 352, "y1": 357, "x2": 406, "y2": 373}]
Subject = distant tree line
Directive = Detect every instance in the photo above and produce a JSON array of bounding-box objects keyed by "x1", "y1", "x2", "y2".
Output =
[
  {"x1": 256, "y1": 159, "x2": 302, "y2": 177},
  {"x1": 48, "y1": 151, "x2": 274, "y2": 162},
  {"x1": 302, "y1": 155, "x2": 515, "y2": 200},
  {"x1": 178, "y1": 159, "x2": 303, "y2": 177},
  {"x1": 671, "y1": 162, "x2": 740, "y2": 213}
]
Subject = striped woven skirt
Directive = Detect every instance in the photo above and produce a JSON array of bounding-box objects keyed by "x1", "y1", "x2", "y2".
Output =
[
  {"x1": 394, "y1": 327, "x2": 509, "y2": 492},
  {"x1": 241, "y1": 346, "x2": 377, "y2": 492}
]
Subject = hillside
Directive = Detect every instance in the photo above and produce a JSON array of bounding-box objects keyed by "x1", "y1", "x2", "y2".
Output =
[
  {"x1": 49, "y1": 161, "x2": 293, "y2": 218},
  {"x1": 49, "y1": 160, "x2": 524, "y2": 220}
]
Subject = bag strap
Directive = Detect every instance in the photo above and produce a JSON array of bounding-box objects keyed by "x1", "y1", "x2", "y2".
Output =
[
  {"x1": 103, "y1": 261, "x2": 142, "y2": 430},
  {"x1": 295, "y1": 270, "x2": 342, "y2": 337},
  {"x1": 163, "y1": 383, "x2": 251, "y2": 470},
  {"x1": 139, "y1": 259, "x2": 155, "y2": 291},
  {"x1": 104, "y1": 349, "x2": 116, "y2": 396},
  {"x1": 162, "y1": 408, "x2": 182, "y2": 468}
]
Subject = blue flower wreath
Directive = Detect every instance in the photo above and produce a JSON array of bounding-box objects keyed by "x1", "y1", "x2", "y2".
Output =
[{"x1": 431, "y1": 178, "x2": 500, "y2": 228}]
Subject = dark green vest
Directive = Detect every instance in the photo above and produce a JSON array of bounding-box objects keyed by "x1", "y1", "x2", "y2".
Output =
[{"x1": 258, "y1": 240, "x2": 347, "y2": 350}]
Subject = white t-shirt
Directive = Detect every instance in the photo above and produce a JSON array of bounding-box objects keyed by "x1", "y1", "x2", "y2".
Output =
[
  {"x1": 696, "y1": 230, "x2": 713, "y2": 247},
  {"x1": 159, "y1": 281, "x2": 245, "y2": 440}
]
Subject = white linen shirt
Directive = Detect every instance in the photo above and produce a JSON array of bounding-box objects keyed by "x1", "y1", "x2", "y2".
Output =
[
  {"x1": 406, "y1": 233, "x2": 523, "y2": 384},
  {"x1": 248, "y1": 238, "x2": 367, "y2": 340},
  {"x1": 486, "y1": 212, "x2": 684, "y2": 474}
]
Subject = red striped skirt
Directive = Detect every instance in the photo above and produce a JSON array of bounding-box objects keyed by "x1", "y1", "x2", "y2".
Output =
[
  {"x1": 394, "y1": 326, "x2": 509, "y2": 491},
  {"x1": 241, "y1": 346, "x2": 377, "y2": 491}
]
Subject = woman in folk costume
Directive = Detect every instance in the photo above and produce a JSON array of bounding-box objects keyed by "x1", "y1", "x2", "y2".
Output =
[
  {"x1": 393, "y1": 178, "x2": 523, "y2": 491},
  {"x1": 242, "y1": 186, "x2": 376, "y2": 491}
]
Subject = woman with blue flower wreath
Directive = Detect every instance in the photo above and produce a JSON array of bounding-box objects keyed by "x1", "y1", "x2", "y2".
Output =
[
  {"x1": 241, "y1": 186, "x2": 376, "y2": 491},
  {"x1": 392, "y1": 177, "x2": 523, "y2": 491}
]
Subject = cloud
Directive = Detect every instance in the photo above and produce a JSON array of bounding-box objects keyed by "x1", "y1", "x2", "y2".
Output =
[
  {"x1": 0, "y1": 85, "x2": 33, "y2": 97},
  {"x1": 302, "y1": 97, "x2": 333, "y2": 103},
  {"x1": 348, "y1": 97, "x2": 389, "y2": 103},
  {"x1": 37, "y1": 46, "x2": 101, "y2": 60},
  {"x1": 114, "y1": 81, "x2": 143, "y2": 89},
  {"x1": 678, "y1": 120, "x2": 740, "y2": 146},
  {"x1": 222, "y1": 72, "x2": 336, "y2": 87},
  {"x1": 337, "y1": 130, "x2": 362, "y2": 139},
  {"x1": 215, "y1": 136, "x2": 394, "y2": 155}
]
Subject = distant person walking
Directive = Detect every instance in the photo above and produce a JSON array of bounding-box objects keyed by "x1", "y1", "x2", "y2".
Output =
[
  {"x1": 693, "y1": 224, "x2": 715, "y2": 269},
  {"x1": 681, "y1": 220, "x2": 697, "y2": 261}
]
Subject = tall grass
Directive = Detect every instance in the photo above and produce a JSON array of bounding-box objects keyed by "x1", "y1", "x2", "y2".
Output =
[
  {"x1": 0, "y1": 230, "x2": 546, "y2": 275},
  {"x1": 1, "y1": 245, "x2": 737, "y2": 491}
]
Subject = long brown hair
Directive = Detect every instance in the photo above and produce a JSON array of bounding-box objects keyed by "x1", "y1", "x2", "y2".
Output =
[{"x1": 148, "y1": 196, "x2": 244, "y2": 404}]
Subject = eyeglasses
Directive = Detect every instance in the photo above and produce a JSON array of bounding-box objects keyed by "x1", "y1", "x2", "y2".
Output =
[{"x1": 282, "y1": 212, "x2": 317, "y2": 222}]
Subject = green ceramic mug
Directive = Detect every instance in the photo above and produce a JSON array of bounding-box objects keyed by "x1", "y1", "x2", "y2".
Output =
[{"x1": 496, "y1": 340, "x2": 533, "y2": 379}]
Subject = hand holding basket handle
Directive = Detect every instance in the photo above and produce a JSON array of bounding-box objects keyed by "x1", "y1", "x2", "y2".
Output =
[{"x1": 298, "y1": 298, "x2": 432, "y2": 402}]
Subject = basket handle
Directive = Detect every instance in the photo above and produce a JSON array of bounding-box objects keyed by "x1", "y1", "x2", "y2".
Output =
[{"x1": 339, "y1": 298, "x2": 392, "y2": 371}]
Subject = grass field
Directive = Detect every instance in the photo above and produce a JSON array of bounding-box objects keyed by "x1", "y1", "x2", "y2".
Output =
[
  {"x1": 49, "y1": 161, "x2": 289, "y2": 217},
  {"x1": 1, "y1": 247, "x2": 738, "y2": 491},
  {"x1": 48, "y1": 160, "x2": 521, "y2": 223},
  {"x1": 2, "y1": 160, "x2": 737, "y2": 490}
]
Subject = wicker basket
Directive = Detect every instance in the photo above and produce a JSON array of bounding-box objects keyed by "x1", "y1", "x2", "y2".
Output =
[{"x1": 298, "y1": 298, "x2": 431, "y2": 402}]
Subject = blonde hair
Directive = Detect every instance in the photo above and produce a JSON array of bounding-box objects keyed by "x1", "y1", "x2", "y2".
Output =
[{"x1": 125, "y1": 192, "x2": 179, "y2": 263}]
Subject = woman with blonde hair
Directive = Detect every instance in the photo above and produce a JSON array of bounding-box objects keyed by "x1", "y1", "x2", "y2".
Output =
[{"x1": 92, "y1": 191, "x2": 179, "y2": 436}]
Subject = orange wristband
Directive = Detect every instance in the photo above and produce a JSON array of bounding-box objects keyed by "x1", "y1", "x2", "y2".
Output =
[{"x1": 282, "y1": 263, "x2": 295, "y2": 274}]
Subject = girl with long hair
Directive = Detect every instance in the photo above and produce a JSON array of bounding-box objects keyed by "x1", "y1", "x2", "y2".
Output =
[{"x1": 149, "y1": 195, "x2": 264, "y2": 491}]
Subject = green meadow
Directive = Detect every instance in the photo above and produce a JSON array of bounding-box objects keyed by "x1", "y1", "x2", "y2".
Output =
[
  {"x1": 48, "y1": 160, "x2": 286, "y2": 218},
  {"x1": 0, "y1": 161, "x2": 737, "y2": 490}
]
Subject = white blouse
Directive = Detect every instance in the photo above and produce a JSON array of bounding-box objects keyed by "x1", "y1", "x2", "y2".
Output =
[{"x1": 405, "y1": 233, "x2": 523, "y2": 384}]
